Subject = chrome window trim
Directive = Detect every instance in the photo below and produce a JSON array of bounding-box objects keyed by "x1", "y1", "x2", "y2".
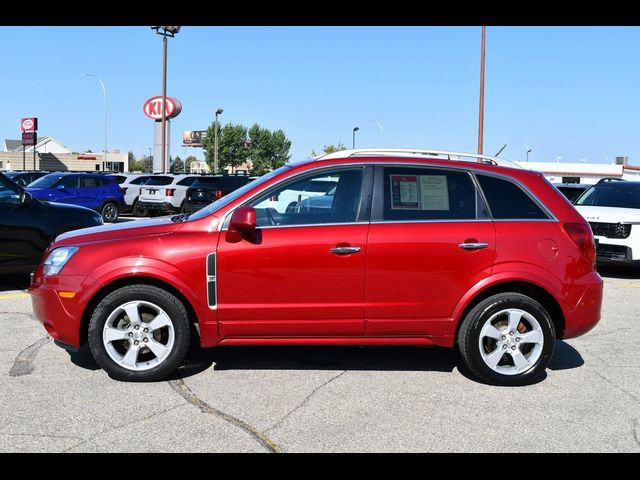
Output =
[
  {"x1": 369, "y1": 219, "x2": 494, "y2": 225},
  {"x1": 218, "y1": 163, "x2": 369, "y2": 232}
]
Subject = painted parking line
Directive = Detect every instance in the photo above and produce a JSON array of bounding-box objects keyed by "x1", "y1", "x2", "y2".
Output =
[
  {"x1": 0, "y1": 293, "x2": 30, "y2": 300},
  {"x1": 622, "y1": 284, "x2": 640, "y2": 288}
]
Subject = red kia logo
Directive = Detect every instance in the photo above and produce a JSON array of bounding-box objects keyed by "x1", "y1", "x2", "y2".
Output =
[
  {"x1": 21, "y1": 117, "x2": 37, "y2": 132},
  {"x1": 143, "y1": 96, "x2": 182, "y2": 120}
]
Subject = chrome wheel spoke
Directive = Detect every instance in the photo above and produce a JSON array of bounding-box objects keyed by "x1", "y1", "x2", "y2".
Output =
[
  {"x1": 146, "y1": 312, "x2": 171, "y2": 332},
  {"x1": 483, "y1": 347, "x2": 506, "y2": 369},
  {"x1": 123, "y1": 303, "x2": 142, "y2": 325},
  {"x1": 480, "y1": 323, "x2": 503, "y2": 341},
  {"x1": 104, "y1": 327, "x2": 129, "y2": 343},
  {"x1": 507, "y1": 310, "x2": 522, "y2": 332},
  {"x1": 510, "y1": 348, "x2": 530, "y2": 371},
  {"x1": 146, "y1": 338, "x2": 170, "y2": 359},
  {"x1": 121, "y1": 344, "x2": 140, "y2": 368},
  {"x1": 520, "y1": 329, "x2": 543, "y2": 345}
]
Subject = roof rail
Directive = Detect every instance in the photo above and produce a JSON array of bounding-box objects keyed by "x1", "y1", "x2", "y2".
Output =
[
  {"x1": 317, "y1": 148, "x2": 521, "y2": 169},
  {"x1": 597, "y1": 177, "x2": 625, "y2": 184}
]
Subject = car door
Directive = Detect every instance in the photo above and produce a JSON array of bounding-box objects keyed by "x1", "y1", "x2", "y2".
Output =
[
  {"x1": 0, "y1": 175, "x2": 45, "y2": 272},
  {"x1": 215, "y1": 166, "x2": 371, "y2": 337},
  {"x1": 364, "y1": 165, "x2": 496, "y2": 337},
  {"x1": 52, "y1": 175, "x2": 84, "y2": 206}
]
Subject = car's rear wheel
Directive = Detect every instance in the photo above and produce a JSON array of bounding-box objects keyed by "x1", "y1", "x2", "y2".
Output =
[
  {"x1": 88, "y1": 285, "x2": 191, "y2": 381},
  {"x1": 132, "y1": 199, "x2": 147, "y2": 217},
  {"x1": 101, "y1": 202, "x2": 119, "y2": 222},
  {"x1": 458, "y1": 293, "x2": 555, "y2": 386}
]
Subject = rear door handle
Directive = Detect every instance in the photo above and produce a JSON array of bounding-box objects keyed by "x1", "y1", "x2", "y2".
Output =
[
  {"x1": 330, "y1": 246, "x2": 362, "y2": 255},
  {"x1": 458, "y1": 242, "x2": 489, "y2": 250}
]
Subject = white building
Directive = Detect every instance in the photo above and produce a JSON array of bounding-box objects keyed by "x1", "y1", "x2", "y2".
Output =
[
  {"x1": 515, "y1": 161, "x2": 640, "y2": 184},
  {"x1": 4, "y1": 136, "x2": 72, "y2": 154}
]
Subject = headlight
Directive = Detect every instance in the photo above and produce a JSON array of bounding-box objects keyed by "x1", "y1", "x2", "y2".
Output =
[{"x1": 43, "y1": 247, "x2": 79, "y2": 276}]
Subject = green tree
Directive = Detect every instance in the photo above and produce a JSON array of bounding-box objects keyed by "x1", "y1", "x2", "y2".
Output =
[
  {"x1": 170, "y1": 155, "x2": 184, "y2": 173},
  {"x1": 202, "y1": 122, "x2": 249, "y2": 173},
  {"x1": 184, "y1": 155, "x2": 197, "y2": 173},
  {"x1": 127, "y1": 151, "x2": 146, "y2": 172},
  {"x1": 247, "y1": 124, "x2": 292, "y2": 176},
  {"x1": 311, "y1": 142, "x2": 346, "y2": 156}
]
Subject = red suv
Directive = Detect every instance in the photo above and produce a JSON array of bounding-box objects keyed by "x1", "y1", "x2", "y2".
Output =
[{"x1": 29, "y1": 149, "x2": 603, "y2": 385}]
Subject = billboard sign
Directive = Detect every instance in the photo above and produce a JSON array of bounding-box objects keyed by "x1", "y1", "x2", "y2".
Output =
[
  {"x1": 143, "y1": 96, "x2": 182, "y2": 121},
  {"x1": 21, "y1": 132, "x2": 37, "y2": 146},
  {"x1": 21, "y1": 117, "x2": 38, "y2": 132},
  {"x1": 182, "y1": 130, "x2": 207, "y2": 147}
]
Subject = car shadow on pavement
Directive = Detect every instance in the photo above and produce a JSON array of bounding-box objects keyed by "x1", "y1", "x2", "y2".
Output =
[
  {"x1": 548, "y1": 340, "x2": 584, "y2": 370},
  {"x1": 0, "y1": 274, "x2": 31, "y2": 292}
]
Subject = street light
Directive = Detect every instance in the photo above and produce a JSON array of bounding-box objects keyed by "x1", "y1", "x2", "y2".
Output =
[
  {"x1": 151, "y1": 26, "x2": 181, "y2": 174},
  {"x1": 81, "y1": 73, "x2": 107, "y2": 170},
  {"x1": 525, "y1": 146, "x2": 532, "y2": 162},
  {"x1": 352, "y1": 127, "x2": 359, "y2": 149},
  {"x1": 214, "y1": 108, "x2": 223, "y2": 173},
  {"x1": 477, "y1": 26, "x2": 486, "y2": 159}
]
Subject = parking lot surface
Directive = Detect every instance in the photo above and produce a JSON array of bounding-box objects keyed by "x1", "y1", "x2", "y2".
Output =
[{"x1": 1, "y1": 268, "x2": 639, "y2": 452}]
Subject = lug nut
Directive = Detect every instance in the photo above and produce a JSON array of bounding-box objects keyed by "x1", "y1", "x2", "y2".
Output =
[
  {"x1": 501, "y1": 335, "x2": 506, "y2": 340},
  {"x1": 516, "y1": 338, "x2": 521, "y2": 342},
  {"x1": 511, "y1": 345, "x2": 516, "y2": 350},
  {"x1": 502, "y1": 344, "x2": 507, "y2": 349},
  {"x1": 143, "y1": 338, "x2": 148, "y2": 343},
  {"x1": 128, "y1": 332, "x2": 133, "y2": 337},
  {"x1": 134, "y1": 325, "x2": 139, "y2": 330},
  {"x1": 134, "y1": 340, "x2": 139, "y2": 345},
  {"x1": 143, "y1": 328, "x2": 149, "y2": 333},
  {"x1": 509, "y1": 331, "x2": 514, "y2": 336}
]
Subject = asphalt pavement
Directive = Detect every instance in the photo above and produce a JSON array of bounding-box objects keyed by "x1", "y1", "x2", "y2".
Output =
[{"x1": 0, "y1": 267, "x2": 639, "y2": 452}]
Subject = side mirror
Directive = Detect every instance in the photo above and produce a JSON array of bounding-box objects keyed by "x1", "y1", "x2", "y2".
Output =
[
  {"x1": 229, "y1": 205, "x2": 256, "y2": 233},
  {"x1": 56, "y1": 184, "x2": 66, "y2": 189},
  {"x1": 21, "y1": 191, "x2": 33, "y2": 204}
]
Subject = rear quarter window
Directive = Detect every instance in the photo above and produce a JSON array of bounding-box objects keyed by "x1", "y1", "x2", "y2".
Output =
[{"x1": 477, "y1": 174, "x2": 549, "y2": 220}]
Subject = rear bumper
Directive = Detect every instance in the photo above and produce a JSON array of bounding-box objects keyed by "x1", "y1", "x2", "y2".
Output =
[
  {"x1": 563, "y1": 273, "x2": 603, "y2": 339},
  {"x1": 138, "y1": 201, "x2": 180, "y2": 213}
]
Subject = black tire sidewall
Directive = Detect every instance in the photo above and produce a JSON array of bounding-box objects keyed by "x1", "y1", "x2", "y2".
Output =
[
  {"x1": 459, "y1": 293, "x2": 556, "y2": 386},
  {"x1": 101, "y1": 202, "x2": 119, "y2": 222},
  {"x1": 88, "y1": 285, "x2": 191, "y2": 382}
]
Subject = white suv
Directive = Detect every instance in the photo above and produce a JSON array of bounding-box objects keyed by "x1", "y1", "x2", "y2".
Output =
[
  {"x1": 138, "y1": 174, "x2": 199, "y2": 215},
  {"x1": 257, "y1": 176, "x2": 338, "y2": 213},
  {"x1": 574, "y1": 179, "x2": 640, "y2": 265},
  {"x1": 113, "y1": 174, "x2": 152, "y2": 216}
]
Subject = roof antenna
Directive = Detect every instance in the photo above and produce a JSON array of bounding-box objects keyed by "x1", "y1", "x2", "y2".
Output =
[{"x1": 494, "y1": 144, "x2": 507, "y2": 157}]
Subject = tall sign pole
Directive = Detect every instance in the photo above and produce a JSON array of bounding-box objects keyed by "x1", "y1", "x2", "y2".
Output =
[
  {"x1": 20, "y1": 117, "x2": 38, "y2": 170},
  {"x1": 161, "y1": 34, "x2": 168, "y2": 174},
  {"x1": 477, "y1": 26, "x2": 486, "y2": 158}
]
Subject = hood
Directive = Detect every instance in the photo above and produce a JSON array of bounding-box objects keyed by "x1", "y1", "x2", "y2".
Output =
[
  {"x1": 39, "y1": 199, "x2": 98, "y2": 216},
  {"x1": 574, "y1": 205, "x2": 640, "y2": 223},
  {"x1": 55, "y1": 215, "x2": 185, "y2": 246}
]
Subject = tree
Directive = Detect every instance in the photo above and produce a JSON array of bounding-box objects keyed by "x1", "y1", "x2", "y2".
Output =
[
  {"x1": 247, "y1": 124, "x2": 292, "y2": 176},
  {"x1": 127, "y1": 151, "x2": 146, "y2": 172},
  {"x1": 311, "y1": 142, "x2": 346, "y2": 156},
  {"x1": 184, "y1": 155, "x2": 197, "y2": 173},
  {"x1": 170, "y1": 155, "x2": 184, "y2": 173},
  {"x1": 202, "y1": 122, "x2": 249, "y2": 173}
]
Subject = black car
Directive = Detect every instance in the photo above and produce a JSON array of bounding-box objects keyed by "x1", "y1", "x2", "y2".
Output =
[
  {"x1": 183, "y1": 174, "x2": 253, "y2": 213},
  {"x1": 0, "y1": 172, "x2": 103, "y2": 275},
  {"x1": 554, "y1": 183, "x2": 590, "y2": 203},
  {"x1": 5, "y1": 171, "x2": 50, "y2": 187}
]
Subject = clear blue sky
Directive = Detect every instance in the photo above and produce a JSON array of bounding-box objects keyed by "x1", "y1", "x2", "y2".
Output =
[{"x1": 1, "y1": 26, "x2": 639, "y2": 165}]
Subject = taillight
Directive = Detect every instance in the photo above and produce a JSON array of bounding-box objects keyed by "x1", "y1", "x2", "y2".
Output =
[
  {"x1": 215, "y1": 190, "x2": 223, "y2": 200},
  {"x1": 165, "y1": 188, "x2": 175, "y2": 196},
  {"x1": 185, "y1": 188, "x2": 192, "y2": 198},
  {"x1": 120, "y1": 187, "x2": 127, "y2": 195},
  {"x1": 564, "y1": 222, "x2": 596, "y2": 266}
]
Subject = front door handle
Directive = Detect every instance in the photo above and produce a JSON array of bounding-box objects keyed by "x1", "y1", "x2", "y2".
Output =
[
  {"x1": 458, "y1": 242, "x2": 489, "y2": 250},
  {"x1": 330, "y1": 246, "x2": 362, "y2": 255}
]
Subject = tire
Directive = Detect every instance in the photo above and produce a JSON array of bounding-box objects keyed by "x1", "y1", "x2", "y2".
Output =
[
  {"x1": 458, "y1": 293, "x2": 555, "y2": 386},
  {"x1": 132, "y1": 199, "x2": 147, "y2": 217},
  {"x1": 88, "y1": 285, "x2": 191, "y2": 382},
  {"x1": 101, "y1": 202, "x2": 119, "y2": 222}
]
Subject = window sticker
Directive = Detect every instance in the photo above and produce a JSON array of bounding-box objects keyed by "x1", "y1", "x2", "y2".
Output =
[
  {"x1": 390, "y1": 175, "x2": 419, "y2": 209},
  {"x1": 419, "y1": 175, "x2": 449, "y2": 210}
]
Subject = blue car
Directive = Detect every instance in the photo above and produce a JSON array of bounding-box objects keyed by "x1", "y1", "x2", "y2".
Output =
[{"x1": 27, "y1": 172, "x2": 125, "y2": 222}]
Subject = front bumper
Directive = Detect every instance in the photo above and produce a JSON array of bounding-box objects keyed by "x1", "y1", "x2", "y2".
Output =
[{"x1": 29, "y1": 275, "x2": 89, "y2": 348}]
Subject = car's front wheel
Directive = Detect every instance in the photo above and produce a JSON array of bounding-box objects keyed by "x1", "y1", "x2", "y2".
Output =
[
  {"x1": 458, "y1": 293, "x2": 555, "y2": 386},
  {"x1": 88, "y1": 285, "x2": 191, "y2": 381}
]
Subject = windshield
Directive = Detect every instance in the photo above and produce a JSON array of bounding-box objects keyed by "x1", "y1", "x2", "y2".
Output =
[
  {"x1": 575, "y1": 183, "x2": 640, "y2": 209},
  {"x1": 29, "y1": 174, "x2": 65, "y2": 188},
  {"x1": 187, "y1": 165, "x2": 291, "y2": 221}
]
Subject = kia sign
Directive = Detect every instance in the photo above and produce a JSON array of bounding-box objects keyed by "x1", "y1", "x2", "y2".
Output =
[
  {"x1": 143, "y1": 96, "x2": 182, "y2": 121},
  {"x1": 21, "y1": 117, "x2": 38, "y2": 132},
  {"x1": 182, "y1": 130, "x2": 207, "y2": 147}
]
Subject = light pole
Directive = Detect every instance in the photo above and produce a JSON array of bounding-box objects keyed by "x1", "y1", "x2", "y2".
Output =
[
  {"x1": 151, "y1": 26, "x2": 181, "y2": 174},
  {"x1": 214, "y1": 108, "x2": 223, "y2": 173},
  {"x1": 477, "y1": 25, "x2": 486, "y2": 159},
  {"x1": 352, "y1": 127, "x2": 359, "y2": 149},
  {"x1": 525, "y1": 146, "x2": 532, "y2": 162},
  {"x1": 81, "y1": 73, "x2": 107, "y2": 170}
]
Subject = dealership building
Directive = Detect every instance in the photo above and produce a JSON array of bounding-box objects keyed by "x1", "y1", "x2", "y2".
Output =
[{"x1": 0, "y1": 136, "x2": 128, "y2": 173}]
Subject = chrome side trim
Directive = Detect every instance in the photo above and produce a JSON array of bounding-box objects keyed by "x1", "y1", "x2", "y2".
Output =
[{"x1": 206, "y1": 252, "x2": 217, "y2": 310}]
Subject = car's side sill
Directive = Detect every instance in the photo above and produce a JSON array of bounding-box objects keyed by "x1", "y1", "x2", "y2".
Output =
[{"x1": 217, "y1": 336, "x2": 452, "y2": 347}]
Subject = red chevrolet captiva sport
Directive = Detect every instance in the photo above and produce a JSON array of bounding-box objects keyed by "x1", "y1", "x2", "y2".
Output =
[{"x1": 29, "y1": 149, "x2": 603, "y2": 385}]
